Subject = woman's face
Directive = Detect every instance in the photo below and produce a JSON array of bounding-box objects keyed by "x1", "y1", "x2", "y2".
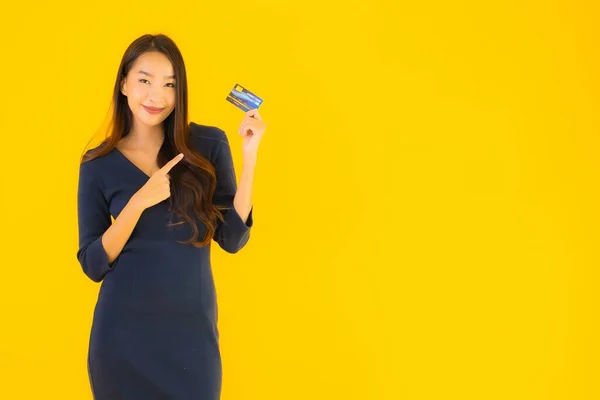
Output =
[{"x1": 121, "y1": 51, "x2": 176, "y2": 128}]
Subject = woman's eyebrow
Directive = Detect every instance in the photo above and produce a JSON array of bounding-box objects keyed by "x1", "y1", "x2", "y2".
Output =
[{"x1": 137, "y1": 70, "x2": 176, "y2": 79}]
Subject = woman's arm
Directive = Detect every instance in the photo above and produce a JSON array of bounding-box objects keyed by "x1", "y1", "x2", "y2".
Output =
[
  {"x1": 212, "y1": 131, "x2": 254, "y2": 253},
  {"x1": 233, "y1": 153, "x2": 256, "y2": 224},
  {"x1": 76, "y1": 162, "x2": 145, "y2": 282},
  {"x1": 101, "y1": 197, "x2": 145, "y2": 264}
]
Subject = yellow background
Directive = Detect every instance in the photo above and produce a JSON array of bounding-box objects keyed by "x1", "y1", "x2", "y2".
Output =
[{"x1": 1, "y1": 0, "x2": 598, "y2": 398}]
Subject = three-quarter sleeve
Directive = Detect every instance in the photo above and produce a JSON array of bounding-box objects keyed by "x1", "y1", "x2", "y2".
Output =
[
  {"x1": 76, "y1": 161, "x2": 114, "y2": 282},
  {"x1": 212, "y1": 131, "x2": 253, "y2": 253}
]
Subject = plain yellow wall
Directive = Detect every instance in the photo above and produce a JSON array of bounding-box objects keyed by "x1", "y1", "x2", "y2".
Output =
[{"x1": 1, "y1": 0, "x2": 599, "y2": 398}]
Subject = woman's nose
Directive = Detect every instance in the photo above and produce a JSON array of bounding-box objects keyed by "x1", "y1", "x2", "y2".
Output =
[{"x1": 147, "y1": 88, "x2": 165, "y2": 103}]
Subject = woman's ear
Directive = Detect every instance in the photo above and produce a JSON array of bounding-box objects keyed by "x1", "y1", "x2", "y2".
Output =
[{"x1": 120, "y1": 78, "x2": 127, "y2": 96}]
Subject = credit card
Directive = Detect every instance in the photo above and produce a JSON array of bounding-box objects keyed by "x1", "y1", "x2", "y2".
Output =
[{"x1": 226, "y1": 83, "x2": 263, "y2": 112}]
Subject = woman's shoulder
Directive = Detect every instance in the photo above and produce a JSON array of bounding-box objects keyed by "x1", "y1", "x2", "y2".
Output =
[
  {"x1": 80, "y1": 140, "x2": 110, "y2": 165},
  {"x1": 188, "y1": 122, "x2": 228, "y2": 159},
  {"x1": 189, "y1": 121, "x2": 227, "y2": 143},
  {"x1": 78, "y1": 140, "x2": 120, "y2": 184}
]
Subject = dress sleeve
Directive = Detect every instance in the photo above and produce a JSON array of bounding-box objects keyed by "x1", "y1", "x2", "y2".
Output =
[
  {"x1": 76, "y1": 161, "x2": 114, "y2": 282},
  {"x1": 212, "y1": 130, "x2": 253, "y2": 253}
]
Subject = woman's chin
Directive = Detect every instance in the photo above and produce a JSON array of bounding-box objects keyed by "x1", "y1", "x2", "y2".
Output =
[{"x1": 138, "y1": 112, "x2": 165, "y2": 126}]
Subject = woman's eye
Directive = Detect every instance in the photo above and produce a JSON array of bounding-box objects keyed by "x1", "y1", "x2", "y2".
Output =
[{"x1": 139, "y1": 79, "x2": 175, "y2": 88}]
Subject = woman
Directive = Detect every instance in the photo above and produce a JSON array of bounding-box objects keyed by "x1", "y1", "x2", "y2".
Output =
[{"x1": 76, "y1": 33, "x2": 266, "y2": 399}]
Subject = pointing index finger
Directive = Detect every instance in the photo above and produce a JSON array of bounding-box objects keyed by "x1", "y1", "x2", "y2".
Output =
[{"x1": 160, "y1": 153, "x2": 184, "y2": 174}]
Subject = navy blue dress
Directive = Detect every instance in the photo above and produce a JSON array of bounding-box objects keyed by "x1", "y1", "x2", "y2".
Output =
[{"x1": 76, "y1": 123, "x2": 253, "y2": 399}]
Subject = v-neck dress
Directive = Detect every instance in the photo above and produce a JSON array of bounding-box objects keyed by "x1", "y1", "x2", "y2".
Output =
[{"x1": 76, "y1": 122, "x2": 253, "y2": 400}]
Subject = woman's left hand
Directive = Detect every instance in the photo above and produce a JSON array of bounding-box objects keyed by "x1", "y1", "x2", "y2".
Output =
[{"x1": 239, "y1": 108, "x2": 266, "y2": 157}]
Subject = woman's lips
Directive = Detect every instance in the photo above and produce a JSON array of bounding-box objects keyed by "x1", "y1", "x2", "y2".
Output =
[{"x1": 143, "y1": 105, "x2": 164, "y2": 114}]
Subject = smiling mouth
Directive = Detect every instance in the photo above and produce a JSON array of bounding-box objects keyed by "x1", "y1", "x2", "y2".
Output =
[{"x1": 143, "y1": 105, "x2": 165, "y2": 114}]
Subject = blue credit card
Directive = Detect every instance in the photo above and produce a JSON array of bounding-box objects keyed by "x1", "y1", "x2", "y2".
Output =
[{"x1": 226, "y1": 83, "x2": 263, "y2": 112}]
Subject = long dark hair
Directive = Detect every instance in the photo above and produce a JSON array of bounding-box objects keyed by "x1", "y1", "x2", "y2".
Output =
[{"x1": 80, "y1": 33, "x2": 224, "y2": 247}]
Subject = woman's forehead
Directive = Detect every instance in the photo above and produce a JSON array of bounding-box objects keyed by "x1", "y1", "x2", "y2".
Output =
[{"x1": 131, "y1": 52, "x2": 174, "y2": 78}]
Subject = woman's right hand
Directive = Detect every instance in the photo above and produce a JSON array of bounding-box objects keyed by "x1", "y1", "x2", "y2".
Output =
[{"x1": 131, "y1": 153, "x2": 184, "y2": 211}]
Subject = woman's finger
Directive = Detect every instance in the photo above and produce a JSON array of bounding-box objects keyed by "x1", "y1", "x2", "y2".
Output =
[{"x1": 246, "y1": 108, "x2": 261, "y2": 120}]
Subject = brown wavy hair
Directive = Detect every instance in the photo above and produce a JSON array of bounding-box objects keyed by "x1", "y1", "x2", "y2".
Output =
[{"x1": 79, "y1": 33, "x2": 225, "y2": 247}]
